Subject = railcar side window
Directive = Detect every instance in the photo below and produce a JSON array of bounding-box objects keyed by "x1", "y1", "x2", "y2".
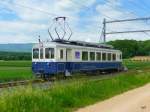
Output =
[
  {"x1": 60, "y1": 49, "x2": 63, "y2": 59},
  {"x1": 96, "y1": 52, "x2": 101, "y2": 61},
  {"x1": 108, "y1": 53, "x2": 111, "y2": 61},
  {"x1": 40, "y1": 48, "x2": 43, "y2": 59},
  {"x1": 33, "y1": 48, "x2": 39, "y2": 59},
  {"x1": 112, "y1": 53, "x2": 116, "y2": 61},
  {"x1": 82, "y1": 51, "x2": 88, "y2": 61},
  {"x1": 45, "y1": 48, "x2": 54, "y2": 59},
  {"x1": 90, "y1": 52, "x2": 95, "y2": 61},
  {"x1": 102, "y1": 53, "x2": 106, "y2": 61}
]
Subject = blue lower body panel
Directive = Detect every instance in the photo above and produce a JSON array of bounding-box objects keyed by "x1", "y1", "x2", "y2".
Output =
[{"x1": 32, "y1": 62, "x2": 122, "y2": 75}]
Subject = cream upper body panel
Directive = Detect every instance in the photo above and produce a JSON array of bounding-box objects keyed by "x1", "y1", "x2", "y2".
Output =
[{"x1": 32, "y1": 42, "x2": 122, "y2": 62}]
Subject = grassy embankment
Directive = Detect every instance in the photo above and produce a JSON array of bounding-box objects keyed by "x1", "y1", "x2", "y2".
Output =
[
  {"x1": 0, "y1": 60, "x2": 150, "y2": 112},
  {"x1": 124, "y1": 59, "x2": 150, "y2": 69},
  {"x1": 0, "y1": 61, "x2": 32, "y2": 82}
]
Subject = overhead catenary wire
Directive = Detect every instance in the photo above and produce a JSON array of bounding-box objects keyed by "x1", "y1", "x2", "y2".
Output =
[
  {"x1": 102, "y1": 0, "x2": 150, "y2": 41},
  {"x1": 143, "y1": 32, "x2": 150, "y2": 38},
  {"x1": 69, "y1": 0, "x2": 150, "y2": 41},
  {"x1": 129, "y1": 0, "x2": 150, "y2": 27},
  {"x1": 69, "y1": 0, "x2": 117, "y2": 20},
  {"x1": 1, "y1": 0, "x2": 150, "y2": 42},
  {"x1": 137, "y1": 0, "x2": 150, "y2": 11},
  {"x1": 131, "y1": 0, "x2": 149, "y2": 11},
  {"x1": 1, "y1": 0, "x2": 149, "y2": 25},
  {"x1": 0, "y1": 0, "x2": 58, "y2": 17},
  {"x1": 69, "y1": 0, "x2": 119, "y2": 43},
  {"x1": 106, "y1": 29, "x2": 150, "y2": 35},
  {"x1": 105, "y1": 0, "x2": 137, "y2": 17},
  {"x1": 1, "y1": 0, "x2": 115, "y2": 21},
  {"x1": 127, "y1": 0, "x2": 149, "y2": 15},
  {"x1": 105, "y1": 17, "x2": 150, "y2": 23}
]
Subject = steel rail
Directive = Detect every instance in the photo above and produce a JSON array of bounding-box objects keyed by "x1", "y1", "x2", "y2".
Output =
[{"x1": 0, "y1": 79, "x2": 45, "y2": 88}]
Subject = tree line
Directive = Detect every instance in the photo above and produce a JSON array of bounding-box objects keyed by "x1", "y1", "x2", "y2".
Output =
[
  {"x1": 0, "y1": 51, "x2": 31, "y2": 60},
  {"x1": 0, "y1": 39, "x2": 150, "y2": 60},
  {"x1": 108, "y1": 40, "x2": 150, "y2": 58}
]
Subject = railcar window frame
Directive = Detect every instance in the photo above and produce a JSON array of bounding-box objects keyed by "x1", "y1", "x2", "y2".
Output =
[
  {"x1": 40, "y1": 48, "x2": 43, "y2": 59},
  {"x1": 112, "y1": 53, "x2": 116, "y2": 61},
  {"x1": 102, "y1": 52, "x2": 107, "y2": 61},
  {"x1": 60, "y1": 49, "x2": 64, "y2": 59},
  {"x1": 33, "y1": 48, "x2": 39, "y2": 59},
  {"x1": 45, "y1": 48, "x2": 55, "y2": 59},
  {"x1": 82, "y1": 51, "x2": 88, "y2": 61},
  {"x1": 90, "y1": 52, "x2": 95, "y2": 61},
  {"x1": 96, "y1": 52, "x2": 101, "y2": 61},
  {"x1": 108, "y1": 53, "x2": 111, "y2": 61}
]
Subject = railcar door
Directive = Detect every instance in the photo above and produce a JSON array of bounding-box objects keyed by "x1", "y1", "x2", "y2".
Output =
[
  {"x1": 65, "y1": 48, "x2": 72, "y2": 76},
  {"x1": 66, "y1": 49, "x2": 72, "y2": 61}
]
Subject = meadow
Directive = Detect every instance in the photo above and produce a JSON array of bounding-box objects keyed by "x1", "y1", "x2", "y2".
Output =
[
  {"x1": 1, "y1": 60, "x2": 150, "y2": 82},
  {"x1": 124, "y1": 59, "x2": 150, "y2": 69},
  {"x1": 0, "y1": 61, "x2": 32, "y2": 82},
  {"x1": 0, "y1": 61, "x2": 31, "y2": 67},
  {"x1": 0, "y1": 60, "x2": 150, "y2": 112}
]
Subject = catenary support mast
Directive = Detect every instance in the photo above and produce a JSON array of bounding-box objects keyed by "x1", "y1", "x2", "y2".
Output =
[{"x1": 101, "y1": 17, "x2": 150, "y2": 43}]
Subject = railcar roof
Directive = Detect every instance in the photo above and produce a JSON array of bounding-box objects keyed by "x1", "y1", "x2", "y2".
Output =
[
  {"x1": 52, "y1": 39, "x2": 114, "y2": 49},
  {"x1": 33, "y1": 39, "x2": 120, "y2": 51}
]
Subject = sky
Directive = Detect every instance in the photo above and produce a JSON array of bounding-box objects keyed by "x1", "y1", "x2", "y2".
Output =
[{"x1": 1, "y1": 0, "x2": 150, "y2": 43}]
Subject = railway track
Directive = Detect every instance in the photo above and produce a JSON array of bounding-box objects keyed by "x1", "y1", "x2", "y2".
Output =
[
  {"x1": 0, "y1": 79, "x2": 45, "y2": 88},
  {"x1": 0, "y1": 70, "x2": 127, "y2": 89}
]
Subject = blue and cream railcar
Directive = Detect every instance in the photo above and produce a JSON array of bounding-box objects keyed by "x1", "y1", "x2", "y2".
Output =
[{"x1": 32, "y1": 40, "x2": 122, "y2": 76}]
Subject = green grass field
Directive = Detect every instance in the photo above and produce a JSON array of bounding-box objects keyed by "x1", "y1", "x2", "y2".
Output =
[
  {"x1": 0, "y1": 61, "x2": 31, "y2": 67},
  {"x1": 0, "y1": 61, "x2": 32, "y2": 82},
  {"x1": 0, "y1": 60, "x2": 149, "y2": 112},
  {"x1": 124, "y1": 59, "x2": 150, "y2": 69},
  {"x1": 0, "y1": 60, "x2": 150, "y2": 82}
]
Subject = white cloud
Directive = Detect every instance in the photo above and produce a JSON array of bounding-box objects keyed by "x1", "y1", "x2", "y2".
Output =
[
  {"x1": 0, "y1": 21, "x2": 47, "y2": 33},
  {"x1": 0, "y1": 34, "x2": 36, "y2": 43},
  {"x1": 0, "y1": 0, "x2": 150, "y2": 43}
]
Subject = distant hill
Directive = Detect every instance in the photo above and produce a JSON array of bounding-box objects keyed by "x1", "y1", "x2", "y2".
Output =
[{"x1": 0, "y1": 43, "x2": 34, "y2": 52}]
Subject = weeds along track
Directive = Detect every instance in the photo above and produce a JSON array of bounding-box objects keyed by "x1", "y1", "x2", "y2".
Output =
[
  {"x1": 0, "y1": 72, "x2": 123, "y2": 89},
  {"x1": 0, "y1": 70, "x2": 132, "y2": 89}
]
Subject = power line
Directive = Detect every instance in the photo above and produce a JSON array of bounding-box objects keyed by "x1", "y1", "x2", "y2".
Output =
[
  {"x1": 143, "y1": 32, "x2": 150, "y2": 38},
  {"x1": 70, "y1": 0, "x2": 150, "y2": 34},
  {"x1": 106, "y1": 29, "x2": 150, "y2": 35},
  {"x1": 105, "y1": 0, "x2": 136, "y2": 16},
  {"x1": 106, "y1": 17, "x2": 150, "y2": 23},
  {"x1": 101, "y1": 16, "x2": 150, "y2": 43},
  {"x1": 120, "y1": 0, "x2": 150, "y2": 28},
  {"x1": 137, "y1": 0, "x2": 150, "y2": 11},
  {"x1": 105, "y1": 0, "x2": 150, "y2": 26},
  {"x1": 69, "y1": 0, "x2": 117, "y2": 20},
  {"x1": 59, "y1": 0, "x2": 150, "y2": 41},
  {"x1": 126, "y1": 1, "x2": 150, "y2": 29},
  {"x1": 0, "y1": 0, "x2": 58, "y2": 17},
  {"x1": 131, "y1": 0, "x2": 149, "y2": 11},
  {"x1": 127, "y1": 0, "x2": 149, "y2": 15}
]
